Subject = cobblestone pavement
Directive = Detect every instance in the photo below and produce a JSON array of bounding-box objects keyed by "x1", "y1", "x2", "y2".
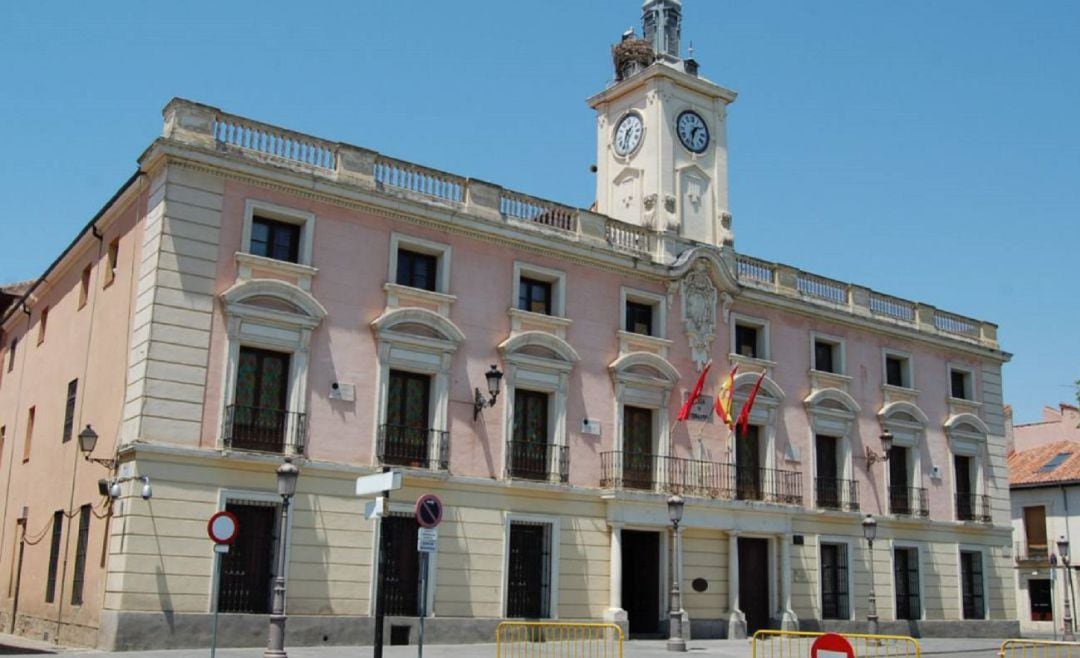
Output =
[{"x1": 0, "y1": 633, "x2": 1024, "y2": 657}]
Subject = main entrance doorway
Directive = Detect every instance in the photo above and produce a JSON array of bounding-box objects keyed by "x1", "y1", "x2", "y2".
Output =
[
  {"x1": 738, "y1": 537, "x2": 770, "y2": 634},
  {"x1": 621, "y1": 530, "x2": 661, "y2": 636}
]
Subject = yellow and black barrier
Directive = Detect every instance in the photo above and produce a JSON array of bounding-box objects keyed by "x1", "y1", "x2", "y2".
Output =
[
  {"x1": 1000, "y1": 639, "x2": 1080, "y2": 658},
  {"x1": 751, "y1": 629, "x2": 921, "y2": 658},
  {"x1": 495, "y1": 621, "x2": 624, "y2": 658}
]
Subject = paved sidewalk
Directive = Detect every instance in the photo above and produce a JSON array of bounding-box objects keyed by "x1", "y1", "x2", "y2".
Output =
[{"x1": 0, "y1": 635, "x2": 1018, "y2": 657}]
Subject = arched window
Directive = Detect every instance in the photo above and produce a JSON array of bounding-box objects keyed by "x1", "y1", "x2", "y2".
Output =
[
  {"x1": 945, "y1": 413, "x2": 991, "y2": 522},
  {"x1": 606, "y1": 353, "x2": 680, "y2": 491},
  {"x1": 878, "y1": 401, "x2": 931, "y2": 518},
  {"x1": 804, "y1": 388, "x2": 860, "y2": 511}
]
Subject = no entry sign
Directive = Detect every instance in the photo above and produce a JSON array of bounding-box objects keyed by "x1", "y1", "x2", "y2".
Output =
[
  {"x1": 415, "y1": 494, "x2": 443, "y2": 529},
  {"x1": 207, "y1": 511, "x2": 239, "y2": 545},
  {"x1": 810, "y1": 632, "x2": 855, "y2": 658}
]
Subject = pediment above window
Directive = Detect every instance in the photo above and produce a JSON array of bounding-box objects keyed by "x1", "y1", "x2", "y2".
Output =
[
  {"x1": 609, "y1": 352, "x2": 680, "y2": 389},
  {"x1": 221, "y1": 279, "x2": 327, "y2": 329},
  {"x1": 371, "y1": 307, "x2": 466, "y2": 350}
]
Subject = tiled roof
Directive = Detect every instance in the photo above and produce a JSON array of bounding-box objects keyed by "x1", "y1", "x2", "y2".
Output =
[
  {"x1": 0, "y1": 280, "x2": 35, "y2": 296},
  {"x1": 1009, "y1": 440, "x2": 1080, "y2": 487}
]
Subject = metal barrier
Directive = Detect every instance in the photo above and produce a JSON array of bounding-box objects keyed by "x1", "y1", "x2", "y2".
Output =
[
  {"x1": 751, "y1": 629, "x2": 921, "y2": 658},
  {"x1": 496, "y1": 622, "x2": 623, "y2": 658},
  {"x1": 1000, "y1": 639, "x2": 1080, "y2": 658}
]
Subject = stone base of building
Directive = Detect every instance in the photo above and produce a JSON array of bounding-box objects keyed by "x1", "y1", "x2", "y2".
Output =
[
  {"x1": 0, "y1": 611, "x2": 99, "y2": 648},
  {"x1": 797, "y1": 618, "x2": 1020, "y2": 638},
  {"x1": 688, "y1": 618, "x2": 730, "y2": 638}
]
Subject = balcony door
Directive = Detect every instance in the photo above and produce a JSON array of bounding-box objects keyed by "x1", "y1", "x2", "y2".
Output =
[
  {"x1": 384, "y1": 370, "x2": 431, "y2": 467},
  {"x1": 511, "y1": 389, "x2": 550, "y2": 480},
  {"x1": 889, "y1": 446, "x2": 910, "y2": 514},
  {"x1": 736, "y1": 425, "x2": 761, "y2": 500},
  {"x1": 815, "y1": 435, "x2": 839, "y2": 509},
  {"x1": 622, "y1": 406, "x2": 654, "y2": 490},
  {"x1": 954, "y1": 455, "x2": 973, "y2": 519},
  {"x1": 233, "y1": 347, "x2": 291, "y2": 452}
]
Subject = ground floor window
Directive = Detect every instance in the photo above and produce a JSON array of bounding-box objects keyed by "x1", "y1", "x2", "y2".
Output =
[
  {"x1": 1030, "y1": 579, "x2": 1053, "y2": 621},
  {"x1": 506, "y1": 522, "x2": 551, "y2": 618},
  {"x1": 381, "y1": 514, "x2": 421, "y2": 616},
  {"x1": 960, "y1": 550, "x2": 985, "y2": 619},
  {"x1": 894, "y1": 547, "x2": 921, "y2": 620},
  {"x1": 218, "y1": 502, "x2": 277, "y2": 613},
  {"x1": 820, "y1": 542, "x2": 849, "y2": 619}
]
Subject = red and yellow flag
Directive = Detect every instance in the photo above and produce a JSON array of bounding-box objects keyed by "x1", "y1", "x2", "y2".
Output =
[
  {"x1": 737, "y1": 370, "x2": 767, "y2": 436},
  {"x1": 714, "y1": 365, "x2": 738, "y2": 428}
]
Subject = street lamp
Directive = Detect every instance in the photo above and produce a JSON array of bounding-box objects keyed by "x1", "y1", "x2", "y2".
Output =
[
  {"x1": 265, "y1": 458, "x2": 300, "y2": 658},
  {"x1": 78, "y1": 424, "x2": 117, "y2": 469},
  {"x1": 865, "y1": 430, "x2": 894, "y2": 467},
  {"x1": 1058, "y1": 536, "x2": 1075, "y2": 641},
  {"x1": 473, "y1": 365, "x2": 504, "y2": 420},
  {"x1": 862, "y1": 515, "x2": 879, "y2": 637},
  {"x1": 667, "y1": 495, "x2": 687, "y2": 652}
]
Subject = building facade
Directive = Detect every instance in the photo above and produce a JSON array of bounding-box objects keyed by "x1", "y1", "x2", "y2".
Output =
[{"x1": 0, "y1": 2, "x2": 1016, "y2": 649}]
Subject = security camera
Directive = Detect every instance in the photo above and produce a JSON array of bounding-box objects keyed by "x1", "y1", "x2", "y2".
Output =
[
  {"x1": 140, "y1": 476, "x2": 153, "y2": 501},
  {"x1": 109, "y1": 482, "x2": 122, "y2": 499}
]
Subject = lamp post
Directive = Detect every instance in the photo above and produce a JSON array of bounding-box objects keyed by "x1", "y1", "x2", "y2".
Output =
[
  {"x1": 473, "y1": 365, "x2": 504, "y2": 420},
  {"x1": 862, "y1": 515, "x2": 879, "y2": 637},
  {"x1": 1059, "y1": 537, "x2": 1075, "y2": 642},
  {"x1": 265, "y1": 458, "x2": 300, "y2": 658},
  {"x1": 667, "y1": 495, "x2": 686, "y2": 652}
]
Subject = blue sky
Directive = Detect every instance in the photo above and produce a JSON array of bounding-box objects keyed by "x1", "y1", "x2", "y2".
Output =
[{"x1": 1, "y1": 1, "x2": 1077, "y2": 423}]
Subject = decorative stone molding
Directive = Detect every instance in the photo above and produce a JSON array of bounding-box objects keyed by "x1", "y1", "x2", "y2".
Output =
[{"x1": 680, "y1": 259, "x2": 717, "y2": 371}]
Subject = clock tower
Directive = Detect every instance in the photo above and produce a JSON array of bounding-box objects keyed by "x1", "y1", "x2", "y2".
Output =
[{"x1": 589, "y1": 0, "x2": 737, "y2": 250}]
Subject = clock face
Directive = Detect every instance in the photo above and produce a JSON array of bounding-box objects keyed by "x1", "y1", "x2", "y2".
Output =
[
  {"x1": 676, "y1": 110, "x2": 710, "y2": 154},
  {"x1": 613, "y1": 113, "x2": 644, "y2": 156}
]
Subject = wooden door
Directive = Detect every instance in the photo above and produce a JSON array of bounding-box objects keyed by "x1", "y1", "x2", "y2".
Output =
[
  {"x1": 385, "y1": 370, "x2": 431, "y2": 466},
  {"x1": 621, "y1": 530, "x2": 660, "y2": 635},
  {"x1": 623, "y1": 406, "x2": 654, "y2": 490},
  {"x1": 233, "y1": 348, "x2": 291, "y2": 451},
  {"x1": 816, "y1": 435, "x2": 839, "y2": 508},
  {"x1": 507, "y1": 523, "x2": 549, "y2": 618},
  {"x1": 736, "y1": 426, "x2": 761, "y2": 500},
  {"x1": 889, "y1": 446, "x2": 909, "y2": 513},
  {"x1": 954, "y1": 455, "x2": 973, "y2": 519},
  {"x1": 381, "y1": 515, "x2": 420, "y2": 616},
  {"x1": 739, "y1": 537, "x2": 770, "y2": 633},
  {"x1": 512, "y1": 389, "x2": 549, "y2": 480},
  {"x1": 218, "y1": 503, "x2": 277, "y2": 613}
]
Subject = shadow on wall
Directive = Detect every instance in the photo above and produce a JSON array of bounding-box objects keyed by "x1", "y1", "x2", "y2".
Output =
[{"x1": 148, "y1": 501, "x2": 175, "y2": 633}]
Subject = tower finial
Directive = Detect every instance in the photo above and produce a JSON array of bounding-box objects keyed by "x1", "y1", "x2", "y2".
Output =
[{"x1": 642, "y1": 0, "x2": 682, "y2": 60}]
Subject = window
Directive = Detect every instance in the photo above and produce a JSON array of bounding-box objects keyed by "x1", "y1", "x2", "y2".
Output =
[
  {"x1": 731, "y1": 316, "x2": 769, "y2": 360},
  {"x1": 622, "y1": 405, "x2": 655, "y2": 491},
  {"x1": 45, "y1": 510, "x2": 63, "y2": 603},
  {"x1": 820, "y1": 543, "x2": 849, "y2": 619},
  {"x1": 954, "y1": 455, "x2": 976, "y2": 521},
  {"x1": 883, "y1": 350, "x2": 912, "y2": 388},
  {"x1": 814, "y1": 339, "x2": 835, "y2": 373},
  {"x1": 950, "y1": 367, "x2": 973, "y2": 400},
  {"x1": 37, "y1": 307, "x2": 48, "y2": 345},
  {"x1": 70, "y1": 505, "x2": 91, "y2": 605},
  {"x1": 396, "y1": 249, "x2": 438, "y2": 292},
  {"x1": 506, "y1": 521, "x2": 552, "y2": 618},
  {"x1": 79, "y1": 265, "x2": 92, "y2": 309},
  {"x1": 380, "y1": 370, "x2": 433, "y2": 467},
  {"x1": 735, "y1": 424, "x2": 762, "y2": 500},
  {"x1": 381, "y1": 514, "x2": 421, "y2": 616},
  {"x1": 815, "y1": 435, "x2": 841, "y2": 510},
  {"x1": 250, "y1": 216, "x2": 301, "y2": 263},
  {"x1": 510, "y1": 389, "x2": 551, "y2": 480},
  {"x1": 894, "y1": 547, "x2": 921, "y2": 620},
  {"x1": 62, "y1": 379, "x2": 78, "y2": 443},
  {"x1": 217, "y1": 502, "x2": 277, "y2": 613},
  {"x1": 1023, "y1": 506, "x2": 1048, "y2": 558},
  {"x1": 7, "y1": 337, "x2": 16, "y2": 372},
  {"x1": 625, "y1": 301, "x2": 654, "y2": 336},
  {"x1": 511, "y1": 262, "x2": 566, "y2": 318},
  {"x1": 22, "y1": 406, "x2": 34, "y2": 462},
  {"x1": 1030, "y1": 579, "x2": 1053, "y2": 621},
  {"x1": 960, "y1": 550, "x2": 984, "y2": 619},
  {"x1": 1040, "y1": 452, "x2": 1073, "y2": 473},
  {"x1": 519, "y1": 277, "x2": 552, "y2": 315},
  {"x1": 104, "y1": 239, "x2": 119, "y2": 287},
  {"x1": 226, "y1": 347, "x2": 292, "y2": 453},
  {"x1": 888, "y1": 445, "x2": 924, "y2": 516}
]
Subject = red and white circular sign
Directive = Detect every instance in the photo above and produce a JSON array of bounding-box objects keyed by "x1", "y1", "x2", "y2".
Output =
[
  {"x1": 415, "y1": 493, "x2": 443, "y2": 529},
  {"x1": 207, "y1": 511, "x2": 239, "y2": 545},
  {"x1": 810, "y1": 632, "x2": 855, "y2": 658}
]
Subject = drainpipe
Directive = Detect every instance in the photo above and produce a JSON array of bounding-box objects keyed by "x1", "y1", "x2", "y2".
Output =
[{"x1": 1063, "y1": 484, "x2": 1076, "y2": 636}]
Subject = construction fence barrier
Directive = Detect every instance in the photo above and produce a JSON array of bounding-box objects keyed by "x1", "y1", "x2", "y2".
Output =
[
  {"x1": 1000, "y1": 639, "x2": 1080, "y2": 658},
  {"x1": 495, "y1": 621, "x2": 624, "y2": 658},
  {"x1": 751, "y1": 629, "x2": 921, "y2": 658}
]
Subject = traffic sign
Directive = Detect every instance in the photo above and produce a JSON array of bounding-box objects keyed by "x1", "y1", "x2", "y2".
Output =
[
  {"x1": 418, "y1": 527, "x2": 438, "y2": 553},
  {"x1": 415, "y1": 493, "x2": 443, "y2": 529},
  {"x1": 810, "y1": 632, "x2": 855, "y2": 658},
  {"x1": 207, "y1": 511, "x2": 239, "y2": 545}
]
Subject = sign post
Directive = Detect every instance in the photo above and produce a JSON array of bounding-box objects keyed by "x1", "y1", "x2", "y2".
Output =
[
  {"x1": 358, "y1": 469, "x2": 401, "y2": 658},
  {"x1": 206, "y1": 511, "x2": 239, "y2": 658},
  {"x1": 415, "y1": 494, "x2": 443, "y2": 658}
]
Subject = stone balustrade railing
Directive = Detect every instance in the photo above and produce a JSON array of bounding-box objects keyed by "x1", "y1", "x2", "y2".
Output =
[{"x1": 161, "y1": 98, "x2": 999, "y2": 351}]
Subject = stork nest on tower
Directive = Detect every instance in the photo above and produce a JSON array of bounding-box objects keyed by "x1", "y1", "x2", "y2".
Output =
[{"x1": 612, "y1": 39, "x2": 655, "y2": 81}]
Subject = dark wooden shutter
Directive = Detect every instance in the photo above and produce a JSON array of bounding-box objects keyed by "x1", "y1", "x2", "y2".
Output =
[
  {"x1": 45, "y1": 510, "x2": 63, "y2": 602},
  {"x1": 70, "y1": 505, "x2": 91, "y2": 604},
  {"x1": 62, "y1": 379, "x2": 78, "y2": 443},
  {"x1": 507, "y1": 523, "x2": 549, "y2": 618}
]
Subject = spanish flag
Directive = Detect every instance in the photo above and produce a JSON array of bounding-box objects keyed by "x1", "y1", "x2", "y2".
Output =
[
  {"x1": 714, "y1": 365, "x2": 738, "y2": 428},
  {"x1": 676, "y1": 360, "x2": 712, "y2": 422}
]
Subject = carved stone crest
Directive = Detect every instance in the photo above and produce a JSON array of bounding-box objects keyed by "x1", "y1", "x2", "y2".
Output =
[{"x1": 680, "y1": 259, "x2": 717, "y2": 371}]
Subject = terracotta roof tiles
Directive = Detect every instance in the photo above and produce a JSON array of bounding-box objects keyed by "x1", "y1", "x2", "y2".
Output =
[{"x1": 1009, "y1": 440, "x2": 1080, "y2": 487}]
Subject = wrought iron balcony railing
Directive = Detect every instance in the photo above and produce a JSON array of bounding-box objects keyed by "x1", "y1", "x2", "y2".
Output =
[
  {"x1": 814, "y1": 477, "x2": 860, "y2": 512},
  {"x1": 888, "y1": 485, "x2": 930, "y2": 518},
  {"x1": 222, "y1": 405, "x2": 306, "y2": 454},
  {"x1": 377, "y1": 424, "x2": 449, "y2": 471},
  {"x1": 506, "y1": 441, "x2": 569, "y2": 483},
  {"x1": 1014, "y1": 542, "x2": 1050, "y2": 564},
  {"x1": 599, "y1": 452, "x2": 803, "y2": 505},
  {"x1": 955, "y1": 492, "x2": 992, "y2": 523}
]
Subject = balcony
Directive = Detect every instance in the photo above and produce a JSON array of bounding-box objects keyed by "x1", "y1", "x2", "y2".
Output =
[
  {"x1": 599, "y1": 452, "x2": 802, "y2": 505},
  {"x1": 222, "y1": 405, "x2": 306, "y2": 453},
  {"x1": 1015, "y1": 542, "x2": 1050, "y2": 564},
  {"x1": 814, "y1": 477, "x2": 860, "y2": 512},
  {"x1": 506, "y1": 441, "x2": 569, "y2": 483},
  {"x1": 955, "y1": 493, "x2": 992, "y2": 523},
  {"x1": 888, "y1": 485, "x2": 930, "y2": 518},
  {"x1": 377, "y1": 424, "x2": 449, "y2": 471}
]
